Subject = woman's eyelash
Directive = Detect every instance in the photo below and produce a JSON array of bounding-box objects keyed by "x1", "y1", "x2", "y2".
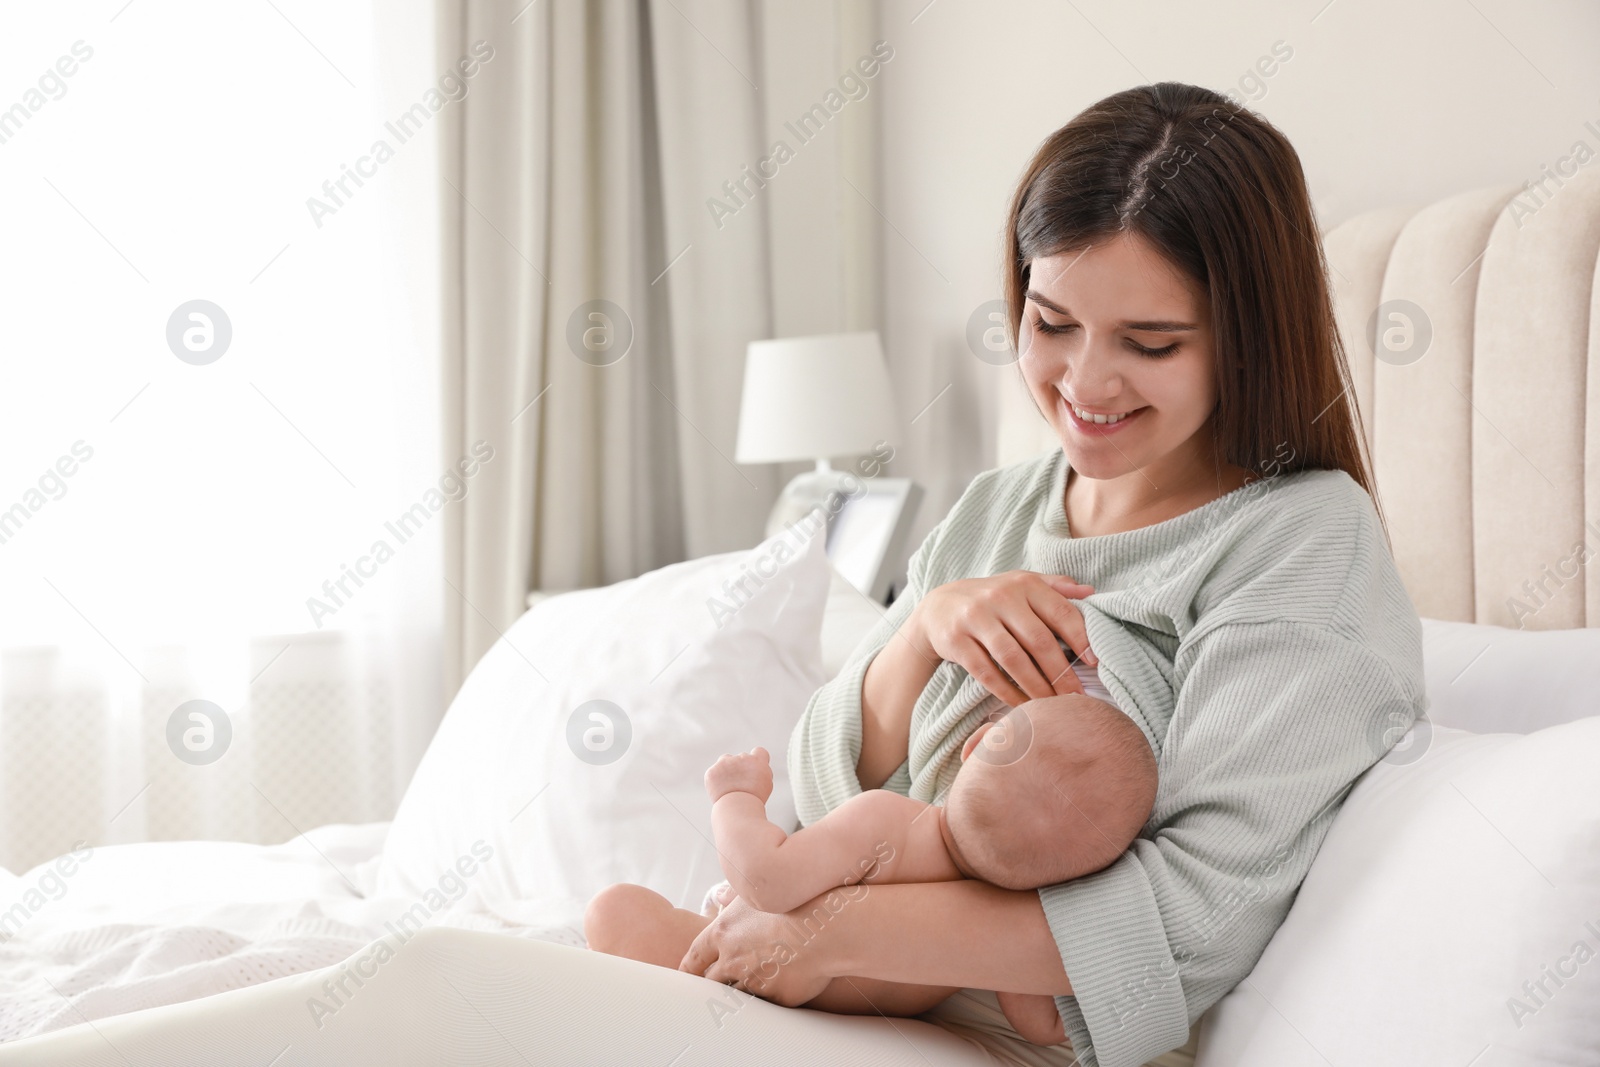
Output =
[{"x1": 1031, "y1": 315, "x2": 1180, "y2": 358}]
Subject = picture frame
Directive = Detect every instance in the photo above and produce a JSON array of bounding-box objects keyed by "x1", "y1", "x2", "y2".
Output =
[{"x1": 824, "y1": 477, "x2": 923, "y2": 605}]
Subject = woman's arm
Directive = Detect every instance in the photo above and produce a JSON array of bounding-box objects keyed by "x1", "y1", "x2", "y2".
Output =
[
  {"x1": 820, "y1": 879, "x2": 1073, "y2": 995},
  {"x1": 681, "y1": 878, "x2": 1072, "y2": 1004},
  {"x1": 854, "y1": 614, "x2": 940, "y2": 789}
]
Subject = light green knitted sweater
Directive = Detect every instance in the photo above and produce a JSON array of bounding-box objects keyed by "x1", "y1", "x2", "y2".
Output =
[{"x1": 787, "y1": 446, "x2": 1426, "y2": 1067}]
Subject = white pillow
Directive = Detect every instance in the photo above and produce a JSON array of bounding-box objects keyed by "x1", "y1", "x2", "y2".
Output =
[
  {"x1": 1420, "y1": 617, "x2": 1600, "y2": 733},
  {"x1": 821, "y1": 563, "x2": 887, "y2": 679},
  {"x1": 1197, "y1": 718, "x2": 1600, "y2": 1066},
  {"x1": 377, "y1": 514, "x2": 832, "y2": 911}
]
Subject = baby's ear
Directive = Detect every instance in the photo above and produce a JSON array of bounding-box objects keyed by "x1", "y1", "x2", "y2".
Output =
[{"x1": 961, "y1": 721, "x2": 995, "y2": 763}]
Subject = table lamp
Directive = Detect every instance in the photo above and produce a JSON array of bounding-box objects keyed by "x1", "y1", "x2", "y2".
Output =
[{"x1": 735, "y1": 330, "x2": 899, "y2": 538}]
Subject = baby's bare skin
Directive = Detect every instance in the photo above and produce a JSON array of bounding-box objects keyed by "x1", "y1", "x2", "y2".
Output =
[
  {"x1": 583, "y1": 880, "x2": 967, "y2": 1021},
  {"x1": 587, "y1": 720, "x2": 1073, "y2": 1045},
  {"x1": 706, "y1": 747, "x2": 965, "y2": 911},
  {"x1": 702, "y1": 742, "x2": 1066, "y2": 1044},
  {"x1": 585, "y1": 749, "x2": 977, "y2": 1024}
]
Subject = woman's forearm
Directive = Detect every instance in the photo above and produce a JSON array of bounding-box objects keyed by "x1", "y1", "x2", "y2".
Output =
[
  {"x1": 855, "y1": 609, "x2": 939, "y2": 789},
  {"x1": 801, "y1": 879, "x2": 1073, "y2": 997}
]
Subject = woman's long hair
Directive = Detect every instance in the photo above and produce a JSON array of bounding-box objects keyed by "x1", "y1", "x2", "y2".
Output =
[{"x1": 1001, "y1": 82, "x2": 1383, "y2": 528}]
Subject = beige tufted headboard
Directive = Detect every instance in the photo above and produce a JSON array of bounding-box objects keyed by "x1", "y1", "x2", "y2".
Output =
[{"x1": 995, "y1": 168, "x2": 1600, "y2": 630}]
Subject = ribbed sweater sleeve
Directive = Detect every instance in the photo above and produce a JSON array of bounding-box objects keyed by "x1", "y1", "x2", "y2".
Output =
[{"x1": 1043, "y1": 620, "x2": 1421, "y2": 1066}]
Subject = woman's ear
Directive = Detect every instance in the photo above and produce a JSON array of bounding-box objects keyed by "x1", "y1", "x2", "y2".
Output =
[{"x1": 961, "y1": 721, "x2": 995, "y2": 762}]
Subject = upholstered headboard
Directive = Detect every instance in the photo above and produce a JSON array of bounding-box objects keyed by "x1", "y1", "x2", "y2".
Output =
[{"x1": 996, "y1": 168, "x2": 1600, "y2": 629}]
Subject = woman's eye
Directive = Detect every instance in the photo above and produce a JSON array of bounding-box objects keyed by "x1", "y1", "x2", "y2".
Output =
[{"x1": 1032, "y1": 313, "x2": 1180, "y2": 358}]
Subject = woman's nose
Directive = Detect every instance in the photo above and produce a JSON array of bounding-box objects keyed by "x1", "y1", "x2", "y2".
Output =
[{"x1": 1062, "y1": 339, "x2": 1123, "y2": 398}]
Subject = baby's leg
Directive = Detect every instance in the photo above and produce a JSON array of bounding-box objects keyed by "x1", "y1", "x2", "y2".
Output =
[
  {"x1": 586, "y1": 884, "x2": 964, "y2": 1025},
  {"x1": 584, "y1": 882, "x2": 709, "y2": 968},
  {"x1": 806, "y1": 976, "x2": 962, "y2": 1018},
  {"x1": 995, "y1": 991, "x2": 1066, "y2": 1045},
  {"x1": 587, "y1": 884, "x2": 959, "y2": 1020}
]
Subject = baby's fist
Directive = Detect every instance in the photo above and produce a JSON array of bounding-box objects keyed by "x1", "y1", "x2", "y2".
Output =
[{"x1": 705, "y1": 747, "x2": 773, "y2": 803}]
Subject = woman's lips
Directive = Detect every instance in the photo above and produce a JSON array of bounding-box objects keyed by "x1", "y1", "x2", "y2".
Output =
[{"x1": 1064, "y1": 401, "x2": 1147, "y2": 436}]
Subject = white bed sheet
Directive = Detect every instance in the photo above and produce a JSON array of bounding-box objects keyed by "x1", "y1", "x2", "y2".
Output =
[
  {"x1": 0, "y1": 822, "x2": 589, "y2": 1045},
  {"x1": 0, "y1": 822, "x2": 1072, "y2": 1067},
  {"x1": 0, "y1": 924, "x2": 1046, "y2": 1067}
]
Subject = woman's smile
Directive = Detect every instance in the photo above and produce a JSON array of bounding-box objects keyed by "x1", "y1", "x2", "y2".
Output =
[{"x1": 1062, "y1": 397, "x2": 1149, "y2": 435}]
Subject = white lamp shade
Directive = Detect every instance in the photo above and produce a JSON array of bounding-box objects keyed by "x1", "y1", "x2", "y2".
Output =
[{"x1": 734, "y1": 331, "x2": 898, "y2": 464}]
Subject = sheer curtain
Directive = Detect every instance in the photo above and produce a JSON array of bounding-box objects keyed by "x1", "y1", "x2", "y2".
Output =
[{"x1": 0, "y1": 0, "x2": 443, "y2": 874}]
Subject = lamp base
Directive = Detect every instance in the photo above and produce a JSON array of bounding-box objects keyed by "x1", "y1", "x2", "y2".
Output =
[{"x1": 764, "y1": 465, "x2": 854, "y2": 540}]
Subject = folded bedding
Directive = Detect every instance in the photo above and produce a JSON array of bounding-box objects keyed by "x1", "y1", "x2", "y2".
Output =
[{"x1": 0, "y1": 822, "x2": 588, "y2": 1043}]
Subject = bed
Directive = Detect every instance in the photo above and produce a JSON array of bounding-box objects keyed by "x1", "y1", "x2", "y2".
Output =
[{"x1": 3, "y1": 171, "x2": 1598, "y2": 1065}]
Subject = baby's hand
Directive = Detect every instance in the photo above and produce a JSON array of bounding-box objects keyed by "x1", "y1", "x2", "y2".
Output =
[
  {"x1": 701, "y1": 880, "x2": 736, "y2": 917},
  {"x1": 705, "y1": 747, "x2": 773, "y2": 803}
]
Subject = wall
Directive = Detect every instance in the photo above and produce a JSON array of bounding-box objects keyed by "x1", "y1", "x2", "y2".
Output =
[{"x1": 865, "y1": 0, "x2": 1600, "y2": 552}]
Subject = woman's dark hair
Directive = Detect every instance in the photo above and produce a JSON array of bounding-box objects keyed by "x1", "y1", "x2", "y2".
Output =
[{"x1": 1002, "y1": 81, "x2": 1382, "y2": 526}]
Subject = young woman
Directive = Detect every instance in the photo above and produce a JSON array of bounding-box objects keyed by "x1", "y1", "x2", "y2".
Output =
[
  {"x1": 0, "y1": 82, "x2": 1424, "y2": 1067},
  {"x1": 678, "y1": 80, "x2": 1425, "y2": 1067}
]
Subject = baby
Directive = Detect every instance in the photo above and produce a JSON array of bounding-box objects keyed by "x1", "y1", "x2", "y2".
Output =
[{"x1": 585, "y1": 665, "x2": 1158, "y2": 1047}]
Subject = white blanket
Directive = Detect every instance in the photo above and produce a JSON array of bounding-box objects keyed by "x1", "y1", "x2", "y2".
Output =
[
  {"x1": 0, "y1": 825, "x2": 1071, "y2": 1067},
  {"x1": 0, "y1": 823, "x2": 588, "y2": 1044}
]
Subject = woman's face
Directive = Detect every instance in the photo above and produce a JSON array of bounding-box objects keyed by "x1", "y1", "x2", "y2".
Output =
[{"x1": 1017, "y1": 232, "x2": 1219, "y2": 484}]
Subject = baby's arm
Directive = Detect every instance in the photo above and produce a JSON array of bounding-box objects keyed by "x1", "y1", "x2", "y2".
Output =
[{"x1": 705, "y1": 747, "x2": 959, "y2": 914}]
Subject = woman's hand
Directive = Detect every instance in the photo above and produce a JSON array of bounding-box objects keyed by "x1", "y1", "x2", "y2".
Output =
[
  {"x1": 678, "y1": 892, "x2": 835, "y2": 1007},
  {"x1": 909, "y1": 571, "x2": 1096, "y2": 707}
]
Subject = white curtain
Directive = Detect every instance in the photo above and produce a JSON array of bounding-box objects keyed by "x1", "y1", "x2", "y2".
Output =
[
  {"x1": 1, "y1": 0, "x2": 886, "y2": 872},
  {"x1": 435, "y1": 0, "x2": 783, "y2": 693},
  {"x1": 0, "y1": 0, "x2": 444, "y2": 874}
]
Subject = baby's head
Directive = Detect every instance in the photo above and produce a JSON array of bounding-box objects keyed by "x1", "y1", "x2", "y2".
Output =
[{"x1": 939, "y1": 697, "x2": 1158, "y2": 890}]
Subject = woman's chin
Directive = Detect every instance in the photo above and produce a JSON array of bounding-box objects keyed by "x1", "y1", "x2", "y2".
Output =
[{"x1": 1055, "y1": 440, "x2": 1139, "y2": 479}]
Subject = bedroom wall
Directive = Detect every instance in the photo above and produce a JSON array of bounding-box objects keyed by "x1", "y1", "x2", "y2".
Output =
[{"x1": 862, "y1": 0, "x2": 1600, "y2": 555}]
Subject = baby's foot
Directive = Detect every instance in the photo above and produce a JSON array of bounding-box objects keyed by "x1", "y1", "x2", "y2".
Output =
[{"x1": 996, "y1": 990, "x2": 1066, "y2": 1046}]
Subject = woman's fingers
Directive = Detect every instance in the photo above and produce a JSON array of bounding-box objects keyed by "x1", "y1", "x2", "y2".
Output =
[
  {"x1": 1038, "y1": 639, "x2": 1086, "y2": 695},
  {"x1": 1035, "y1": 571, "x2": 1090, "y2": 586},
  {"x1": 702, "y1": 955, "x2": 750, "y2": 992},
  {"x1": 1030, "y1": 583, "x2": 1096, "y2": 666},
  {"x1": 918, "y1": 571, "x2": 1100, "y2": 703},
  {"x1": 948, "y1": 634, "x2": 1028, "y2": 708},
  {"x1": 1002, "y1": 611, "x2": 1079, "y2": 697},
  {"x1": 678, "y1": 924, "x2": 716, "y2": 975},
  {"x1": 1036, "y1": 574, "x2": 1097, "y2": 663},
  {"x1": 978, "y1": 622, "x2": 1056, "y2": 702}
]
